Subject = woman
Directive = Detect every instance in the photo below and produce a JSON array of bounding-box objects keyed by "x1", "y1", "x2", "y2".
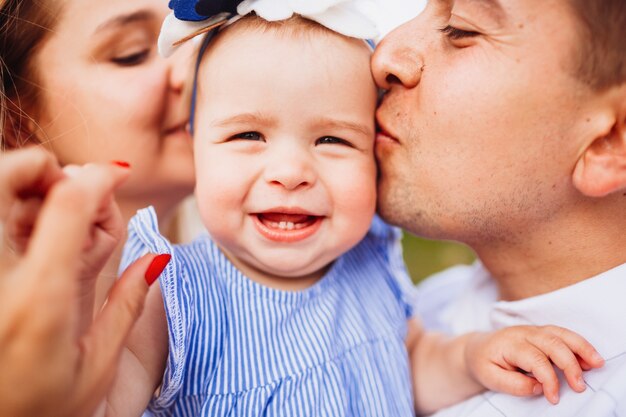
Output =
[{"x1": 1, "y1": 0, "x2": 196, "y2": 307}]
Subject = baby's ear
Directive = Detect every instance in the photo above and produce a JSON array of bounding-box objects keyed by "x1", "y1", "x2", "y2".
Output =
[{"x1": 573, "y1": 87, "x2": 626, "y2": 197}]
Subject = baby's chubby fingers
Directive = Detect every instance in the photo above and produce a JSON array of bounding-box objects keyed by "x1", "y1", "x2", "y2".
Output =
[
  {"x1": 527, "y1": 331, "x2": 584, "y2": 394},
  {"x1": 503, "y1": 342, "x2": 561, "y2": 404},
  {"x1": 538, "y1": 326, "x2": 604, "y2": 391},
  {"x1": 479, "y1": 363, "x2": 544, "y2": 398},
  {"x1": 542, "y1": 325, "x2": 604, "y2": 369}
]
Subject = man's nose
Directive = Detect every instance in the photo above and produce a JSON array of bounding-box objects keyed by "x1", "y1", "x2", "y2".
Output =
[{"x1": 371, "y1": 19, "x2": 425, "y2": 91}]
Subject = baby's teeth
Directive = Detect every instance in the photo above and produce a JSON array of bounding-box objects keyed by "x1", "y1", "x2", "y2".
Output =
[
  {"x1": 264, "y1": 219, "x2": 307, "y2": 230},
  {"x1": 276, "y1": 221, "x2": 295, "y2": 230}
]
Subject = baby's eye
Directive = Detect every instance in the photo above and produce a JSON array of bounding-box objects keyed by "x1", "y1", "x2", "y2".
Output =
[
  {"x1": 111, "y1": 49, "x2": 151, "y2": 66},
  {"x1": 316, "y1": 136, "x2": 352, "y2": 147},
  {"x1": 230, "y1": 131, "x2": 265, "y2": 141},
  {"x1": 440, "y1": 25, "x2": 480, "y2": 42}
]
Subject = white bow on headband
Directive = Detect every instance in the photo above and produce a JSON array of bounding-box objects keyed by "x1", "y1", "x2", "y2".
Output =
[{"x1": 159, "y1": 0, "x2": 379, "y2": 57}]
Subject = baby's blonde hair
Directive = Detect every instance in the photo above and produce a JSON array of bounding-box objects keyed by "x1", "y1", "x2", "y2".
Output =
[{"x1": 227, "y1": 13, "x2": 337, "y2": 37}]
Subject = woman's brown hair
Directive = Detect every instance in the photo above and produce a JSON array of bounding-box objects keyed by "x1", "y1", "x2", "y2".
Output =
[{"x1": 0, "y1": 0, "x2": 62, "y2": 149}]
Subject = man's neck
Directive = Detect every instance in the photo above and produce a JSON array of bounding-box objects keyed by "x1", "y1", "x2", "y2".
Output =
[{"x1": 474, "y1": 207, "x2": 626, "y2": 301}]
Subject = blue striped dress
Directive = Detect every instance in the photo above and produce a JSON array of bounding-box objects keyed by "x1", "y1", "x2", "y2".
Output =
[{"x1": 122, "y1": 207, "x2": 417, "y2": 417}]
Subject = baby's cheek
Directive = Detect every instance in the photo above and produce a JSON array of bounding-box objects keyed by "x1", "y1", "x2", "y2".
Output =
[
  {"x1": 194, "y1": 157, "x2": 239, "y2": 223},
  {"x1": 334, "y1": 162, "x2": 377, "y2": 235}
]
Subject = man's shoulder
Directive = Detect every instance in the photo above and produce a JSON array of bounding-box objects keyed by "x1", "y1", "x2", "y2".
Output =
[
  {"x1": 418, "y1": 263, "x2": 479, "y2": 293},
  {"x1": 431, "y1": 354, "x2": 626, "y2": 417},
  {"x1": 414, "y1": 262, "x2": 494, "y2": 332}
]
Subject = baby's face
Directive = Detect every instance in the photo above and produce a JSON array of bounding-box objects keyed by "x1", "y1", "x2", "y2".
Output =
[{"x1": 193, "y1": 26, "x2": 378, "y2": 286}]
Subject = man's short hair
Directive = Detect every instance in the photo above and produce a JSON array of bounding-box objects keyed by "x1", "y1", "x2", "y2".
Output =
[{"x1": 570, "y1": 0, "x2": 626, "y2": 90}]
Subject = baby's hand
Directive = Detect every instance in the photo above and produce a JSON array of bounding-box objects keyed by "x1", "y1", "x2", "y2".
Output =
[{"x1": 466, "y1": 325, "x2": 604, "y2": 404}]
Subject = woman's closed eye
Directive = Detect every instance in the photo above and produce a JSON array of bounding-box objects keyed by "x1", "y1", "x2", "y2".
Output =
[
  {"x1": 111, "y1": 48, "x2": 151, "y2": 66},
  {"x1": 316, "y1": 136, "x2": 353, "y2": 147},
  {"x1": 229, "y1": 131, "x2": 265, "y2": 142}
]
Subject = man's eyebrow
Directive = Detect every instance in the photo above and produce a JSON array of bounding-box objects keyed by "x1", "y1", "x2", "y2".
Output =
[
  {"x1": 212, "y1": 112, "x2": 277, "y2": 128},
  {"x1": 313, "y1": 117, "x2": 374, "y2": 138},
  {"x1": 469, "y1": 0, "x2": 507, "y2": 23},
  {"x1": 94, "y1": 11, "x2": 156, "y2": 34}
]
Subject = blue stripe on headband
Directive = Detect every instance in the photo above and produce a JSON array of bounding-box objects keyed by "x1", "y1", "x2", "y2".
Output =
[
  {"x1": 189, "y1": 30, "x2": 219, "y2": 135},
  {"x1": 169, "y1": 0, "x2": 243, "y2": 22}
]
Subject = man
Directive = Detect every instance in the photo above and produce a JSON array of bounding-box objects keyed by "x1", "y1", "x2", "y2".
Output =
[{"x1": 372, "y1": 0, "x2": 626, "y2": 415}]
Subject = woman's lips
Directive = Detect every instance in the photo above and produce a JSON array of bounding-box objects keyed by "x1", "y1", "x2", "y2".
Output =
[
  {"x1": 164, "y1": 123, "x2": 190, "y2": 139},
  {"x1": 253, "y1": 213, "x2": 322, "y2": 243}
]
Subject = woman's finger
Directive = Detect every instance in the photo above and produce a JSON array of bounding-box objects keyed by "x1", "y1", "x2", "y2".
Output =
[
  {"x1": 5, "y1": 197, "x2": 43, "y2": 254},
  {"x1": 66, "y1": 163, "x2": 131, "y2": 250},
  {"x1": 0, "y1": 147, "x2": 64, "y2": 219},
  {"x1": 24, "y1": 163, "x2": 131, "y2": 284},
  {"x1": 71, "y1": 254, "x2": 169, "y2": 416}
]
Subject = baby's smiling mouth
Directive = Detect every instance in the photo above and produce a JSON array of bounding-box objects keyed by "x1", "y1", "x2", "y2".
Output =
[
  {"x1": 258, "y1": 213, "x2": 317, "y2": 230},
  {"x1": 252, "y1": 212, "x2": 324, "y2": 242}
]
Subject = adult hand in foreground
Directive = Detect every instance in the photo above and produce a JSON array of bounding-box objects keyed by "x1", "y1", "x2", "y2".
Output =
[{"x1": 0, "y1": 148, "x2": 170, "y2": 417}]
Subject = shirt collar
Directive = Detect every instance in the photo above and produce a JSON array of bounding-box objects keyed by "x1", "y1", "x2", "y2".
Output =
[{"x1": 489, "y1": 262, "x2": 626, "y2": 359}]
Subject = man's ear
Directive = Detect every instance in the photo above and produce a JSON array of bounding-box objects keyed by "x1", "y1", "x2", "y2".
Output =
[{"x1": 573, "y1": 87, "x2": 626, "y2": 197}]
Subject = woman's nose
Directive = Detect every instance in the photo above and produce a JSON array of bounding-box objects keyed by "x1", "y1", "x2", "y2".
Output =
[{"x1": 167, "y1": 43, "x2": 194, "y2": 93}]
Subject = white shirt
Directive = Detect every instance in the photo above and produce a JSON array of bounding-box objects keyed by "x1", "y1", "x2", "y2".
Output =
[{"x1": 416, "y1": 262, "x2": 626, "y2": 417}]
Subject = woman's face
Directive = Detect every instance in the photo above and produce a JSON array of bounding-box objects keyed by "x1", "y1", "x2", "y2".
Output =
[{"x1": 34, "y1": 0, "x2": 194, "y2": 207}]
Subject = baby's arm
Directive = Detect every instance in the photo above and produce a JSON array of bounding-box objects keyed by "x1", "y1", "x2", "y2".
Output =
[
  {"x1": 102, "y1": 284, "x2": 169, "y2": 417},
  {"x1": 406, "y1": 319, "x2": 605, "y2": 415}
]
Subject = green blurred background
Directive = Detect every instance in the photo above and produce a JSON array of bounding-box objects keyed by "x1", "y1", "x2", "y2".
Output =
[{"x1": 401, "y1": 233, "x2": 476, "y2": 284}]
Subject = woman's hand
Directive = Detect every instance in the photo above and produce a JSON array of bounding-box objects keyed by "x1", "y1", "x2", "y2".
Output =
[
  {"x1": 2, "y1": 152, "x2": 130, "y2": 324},
  {"x1": 0, "y1": 148, "x2": 169, "y2": 417}
]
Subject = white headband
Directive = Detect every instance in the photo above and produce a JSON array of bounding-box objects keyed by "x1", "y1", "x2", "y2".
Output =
[{"x1": 159, "y1": 0, "x2": 379, "y2": 58}]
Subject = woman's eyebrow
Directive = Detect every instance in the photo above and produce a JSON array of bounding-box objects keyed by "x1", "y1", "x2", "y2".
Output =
[{"x1": 94, "y1": 11, "x2": 155, "y2": 35}]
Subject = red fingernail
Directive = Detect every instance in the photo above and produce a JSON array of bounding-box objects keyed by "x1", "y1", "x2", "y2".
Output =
[
  {"x1": 111, "y1": 160, "x2": 131, "y2": 168},
  {"x1": 145, "y1": 254, "x2": 171, "y2": 286}
]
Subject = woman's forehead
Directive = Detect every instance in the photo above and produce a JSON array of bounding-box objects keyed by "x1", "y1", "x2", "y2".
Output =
[{"x1": 58, "y1": 0, "x2": 168, "y2": 35}]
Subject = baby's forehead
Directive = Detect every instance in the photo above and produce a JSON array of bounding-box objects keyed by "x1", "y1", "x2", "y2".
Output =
[
  {"x1": 192, "y1": 19, "x2": 373, "y2": 98},
  {"x1": 202, "y1": 15, "x2": 372, "y2": 63},
  {"x1": 189, "y1": 14, "x2": 377, "y2": 123},
  {"x1": 197, "y1": 31, "x2": 372, "y2": 94}
]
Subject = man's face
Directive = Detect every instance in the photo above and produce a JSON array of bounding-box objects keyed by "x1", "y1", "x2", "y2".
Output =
[{"x1": 373, "y1": 0, "x2": 596, "y2": 245}]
